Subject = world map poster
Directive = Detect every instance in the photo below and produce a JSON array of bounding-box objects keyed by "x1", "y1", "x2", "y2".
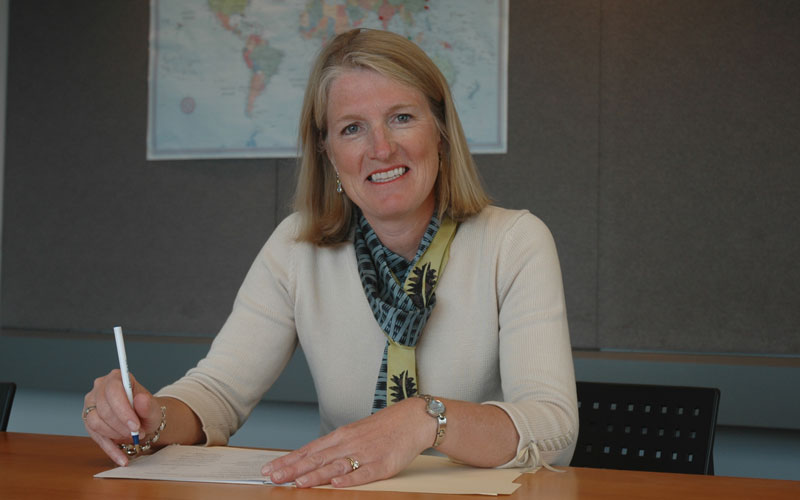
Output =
[{"x1": 147, "y1": 0, "x2": 508, "y2": 160}]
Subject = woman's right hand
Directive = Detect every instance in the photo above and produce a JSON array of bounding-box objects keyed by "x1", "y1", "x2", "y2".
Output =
[{"x1": 83, "y1": 369, "x2": 162, "y2": 466}]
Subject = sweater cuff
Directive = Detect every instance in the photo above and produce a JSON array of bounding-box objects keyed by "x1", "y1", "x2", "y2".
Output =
[
  {"x1": 482, "y1": 401, "x2": 576, "y2": 469},
  {"x1": 156, "y1": 380, "x2": 235, "y2": 447}
]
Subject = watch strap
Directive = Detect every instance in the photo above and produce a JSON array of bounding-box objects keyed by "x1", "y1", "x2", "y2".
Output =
[{"x1": 416, "y1": 394, "x2": 447, "y2": 448}]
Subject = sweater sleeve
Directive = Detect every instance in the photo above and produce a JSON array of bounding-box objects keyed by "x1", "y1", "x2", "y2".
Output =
[
  {"x1": 483, "y1": 212, "x2": 578, "y2": 468},
  {"x1": 156, "y1": 215, "x2": 300, "y2": 445}
]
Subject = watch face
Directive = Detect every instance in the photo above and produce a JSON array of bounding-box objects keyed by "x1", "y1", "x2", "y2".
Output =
[{"x1": 427, "y1": 399, "x2": 445, "y2": 416}]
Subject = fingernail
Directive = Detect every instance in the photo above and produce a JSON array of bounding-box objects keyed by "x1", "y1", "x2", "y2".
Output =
[
  {"x1": 117, "y1": 457, "x2": 127, "y2": 467},
  {"x1": 295, "y1": 476, "x2": 307, "y2": 487},
  {"x1": 261, "y1": 464, "x2": 272, "y2": 475},
  {"x1": 127, "y1": 420, "x2": 139, "y2": 432},
  {"x1": 271, "y1": 470, "x2": 284, "y2": 482}
]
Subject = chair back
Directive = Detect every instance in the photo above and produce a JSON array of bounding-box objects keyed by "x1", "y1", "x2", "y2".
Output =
[
  {"x1": 571, "y1": 381, "x2": 720, "y2": 474},
  {"x1": 0, "y1": 382, "x2": 16, "y2": 431}
]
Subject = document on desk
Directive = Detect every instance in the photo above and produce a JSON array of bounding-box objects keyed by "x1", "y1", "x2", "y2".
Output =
[
  {"x1": 95, "y1": 445, "x2": 286, "y2": 484},
  {"x1": 95, "y1": 445, "x2": 524, "y2": 495}
]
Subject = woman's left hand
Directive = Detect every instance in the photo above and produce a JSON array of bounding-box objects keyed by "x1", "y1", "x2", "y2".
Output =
[{"x1": 262, "y1": 397, "x2": 434, "y2": 488}]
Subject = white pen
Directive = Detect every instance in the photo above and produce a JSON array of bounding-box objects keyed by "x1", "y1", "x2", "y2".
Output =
[{"x1": 113, "y1": 326, "x2": 140, "y2": 447}]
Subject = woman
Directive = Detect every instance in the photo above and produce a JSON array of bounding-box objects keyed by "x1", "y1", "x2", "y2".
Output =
[{"x1": 83, "y1": 28, "x2": 577, "y2": 488}]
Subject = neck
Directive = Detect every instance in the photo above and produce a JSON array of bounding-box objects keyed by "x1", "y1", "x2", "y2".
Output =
[{"x1": 365, "y1": 204, "x2": 435, "y2": 261}]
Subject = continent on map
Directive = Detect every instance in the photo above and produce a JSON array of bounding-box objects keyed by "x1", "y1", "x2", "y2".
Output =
[
  {"x1": 149, "y1": 0, "x2": 505, "y2": 158},
  {"x1": 209, "y1": 0, "x2": 248, "y2": 30},
  {"x1": 244, "y1": 36, "x2": 284, "y2": 116},
  {"x1": 208, "y1": 0, "x2": 285, "y2": 117},
  {"x1": 300, "y1": 0, "x2": 430, "y2": 41}
]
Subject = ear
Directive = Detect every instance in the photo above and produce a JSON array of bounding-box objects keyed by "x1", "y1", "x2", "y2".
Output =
[
  {"x1": 316, "y1": 135, "x2": 327, "y2": 153},
  {"x1": 327, "y1": 154, "x2": 338, "y2": 173},
  {"x1": 319, "y1": 140, "x2": 335, "y2": 172}
]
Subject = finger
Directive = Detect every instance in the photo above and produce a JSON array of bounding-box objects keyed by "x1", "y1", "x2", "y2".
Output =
[
  {"x1": 82, "y1": 393, "x2": 98, "y2": 431},
  {"x1": 295, "y1": 457, "x2": 356, "y2": 488},
  {"x1": 94, "y1": 391, "x2": 134, "y2": 441},
  {"x1": 131, "y1": 390, "x2": 163, "y2": 436},
  {"x1": 262, "y1": 423, "x2": 353, "y2": 478},
  {"x1": 87, "y1": 426, "x2": 130, "y2": 467},
  {"x1": 330, "y1": 463, "x2": 382, "y2": 488},
  {"x1": 262, "y1": 446, "x2": 311, "y2": 478},
  {"x1": 86, "y1": 374, "x2": 132, "y2": 442},
  {"x1": 104, "y1": 369, "x2": 142, "y2": 435},
  {"x1": 84, "y1": 406, "x2": 128, "y2": 442},
  {"x1": 267, "y1": 449, "x2": 331, "y2": 484},
  {"x1": 133, "y1": 395, "x2": 160, "y2": 433},
  {"x1": 129, "y1": 373, "x2": 153, "y2": 399},
  {"x1": 84, "y1": 379, "x2": 131, "y2": 444}
]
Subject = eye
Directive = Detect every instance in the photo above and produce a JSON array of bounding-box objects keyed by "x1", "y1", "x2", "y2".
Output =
[
  {"x1": 396, "y1": 113, "x2": 412, "y2": 123},
  {"x1": 341, "y1": 123, "x2": 360, "y2": 136}
]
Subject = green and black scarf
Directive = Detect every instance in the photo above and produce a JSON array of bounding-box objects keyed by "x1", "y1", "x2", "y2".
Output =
[{"x1": 353, "y1": 210, "x2": 457, "y2": 413}]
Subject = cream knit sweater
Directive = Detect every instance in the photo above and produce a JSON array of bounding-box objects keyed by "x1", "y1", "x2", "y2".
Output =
[{"x1": 158, "y1": 206, "x2": 578, "y2": 467}]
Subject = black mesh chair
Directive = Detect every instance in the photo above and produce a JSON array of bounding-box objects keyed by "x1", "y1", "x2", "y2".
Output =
[
  {"x1": 1, "y1": 382, "x2": 16, "y2": 431},
  {"x1": 571, "y1": 381, "x2": 720, "y2": 475}
]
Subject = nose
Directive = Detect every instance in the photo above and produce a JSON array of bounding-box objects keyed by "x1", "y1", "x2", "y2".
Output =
[{"x1": 369, "y1": 125, "x2": 395, "y2": 160}]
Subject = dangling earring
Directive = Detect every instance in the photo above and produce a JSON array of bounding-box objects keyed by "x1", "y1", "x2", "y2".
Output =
[{"x1": 335, "y1": 172, "x2": 343, "y2": 194}]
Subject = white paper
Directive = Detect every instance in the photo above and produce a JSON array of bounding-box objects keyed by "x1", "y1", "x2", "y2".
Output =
[
  {"x1": 95, "y1": 445, "x2": 288, "y2": 485},
  {"x1": 95, "y1": 445, "x2": 523, "y2": 495}
]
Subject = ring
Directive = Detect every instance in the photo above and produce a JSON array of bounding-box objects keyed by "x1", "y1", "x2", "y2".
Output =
[
  {"x1": 345, "y1": 456, "x2": 360, "y2": 471},
  {"x1": 82, "y1": 405, "x2": 97, "y2": 421}
]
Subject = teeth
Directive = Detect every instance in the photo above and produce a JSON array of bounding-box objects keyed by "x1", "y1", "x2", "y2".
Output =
[{"x1": 370, "y1": 167, "x2": 407, "y2": 183}]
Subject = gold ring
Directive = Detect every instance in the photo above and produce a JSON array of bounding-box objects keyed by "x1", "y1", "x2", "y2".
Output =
[
  {"x1": 82, "y1": 405, "x2": 97, "y2": 421},
  {"x1": 345, "y1": 456, "x2": 360, "y2": 471}
]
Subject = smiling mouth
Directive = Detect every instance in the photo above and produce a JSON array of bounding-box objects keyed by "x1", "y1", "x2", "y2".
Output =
[{"x1": 369, "y1": 167, "x2": 408, "y2": 183}]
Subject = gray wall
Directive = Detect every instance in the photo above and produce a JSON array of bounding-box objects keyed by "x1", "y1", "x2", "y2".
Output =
[
  {"x1": 3, "y1": 1, "x2": 799, "y2": 354},
  {"x1": 1, "y1": 1, "x2": 799, "y2": 480},
  {"x1": 0, "y1": 0, "x2": 7, "y2": 315},
  {"x1": 1, "y1": 0, "x2": 799, "y2": 432}
]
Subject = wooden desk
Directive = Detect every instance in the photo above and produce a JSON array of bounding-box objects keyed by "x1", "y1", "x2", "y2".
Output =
[{"x1": 2, "y1": 432, "x2": 798, "y2": 499}]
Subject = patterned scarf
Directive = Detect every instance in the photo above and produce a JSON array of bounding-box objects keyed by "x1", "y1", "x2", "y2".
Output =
[{"x1": 354, "y1": 210, "x2": 458, "y2": 413}]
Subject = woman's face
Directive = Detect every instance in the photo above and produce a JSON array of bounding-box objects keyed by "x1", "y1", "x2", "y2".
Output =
[{"x1": 325, "y1": 69, "x2": 440, "y2": 230}]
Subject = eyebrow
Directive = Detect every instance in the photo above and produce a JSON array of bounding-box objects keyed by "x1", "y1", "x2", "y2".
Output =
[{"x1": 330, "y1": 103, "x2": 422, "y2": 125}]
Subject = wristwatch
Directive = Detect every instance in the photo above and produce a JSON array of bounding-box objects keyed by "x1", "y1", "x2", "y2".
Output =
[{"x1": 416, "y1": 394, "x2": 447, "y2": 448}]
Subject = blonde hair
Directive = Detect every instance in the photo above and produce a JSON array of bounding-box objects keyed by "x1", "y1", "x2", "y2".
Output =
[{"x1": 294, "y1": 28, "x2": 489, "y2": 245}]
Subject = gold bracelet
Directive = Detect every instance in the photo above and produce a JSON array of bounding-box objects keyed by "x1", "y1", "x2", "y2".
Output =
[{"x1": 119, "y1": 405, "x2": 167, "y2": 456}]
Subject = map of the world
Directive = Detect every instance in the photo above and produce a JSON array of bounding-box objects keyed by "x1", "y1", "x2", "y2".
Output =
[{"x1": 147, "y1": 0, "x2": 508, "y2": 160}]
